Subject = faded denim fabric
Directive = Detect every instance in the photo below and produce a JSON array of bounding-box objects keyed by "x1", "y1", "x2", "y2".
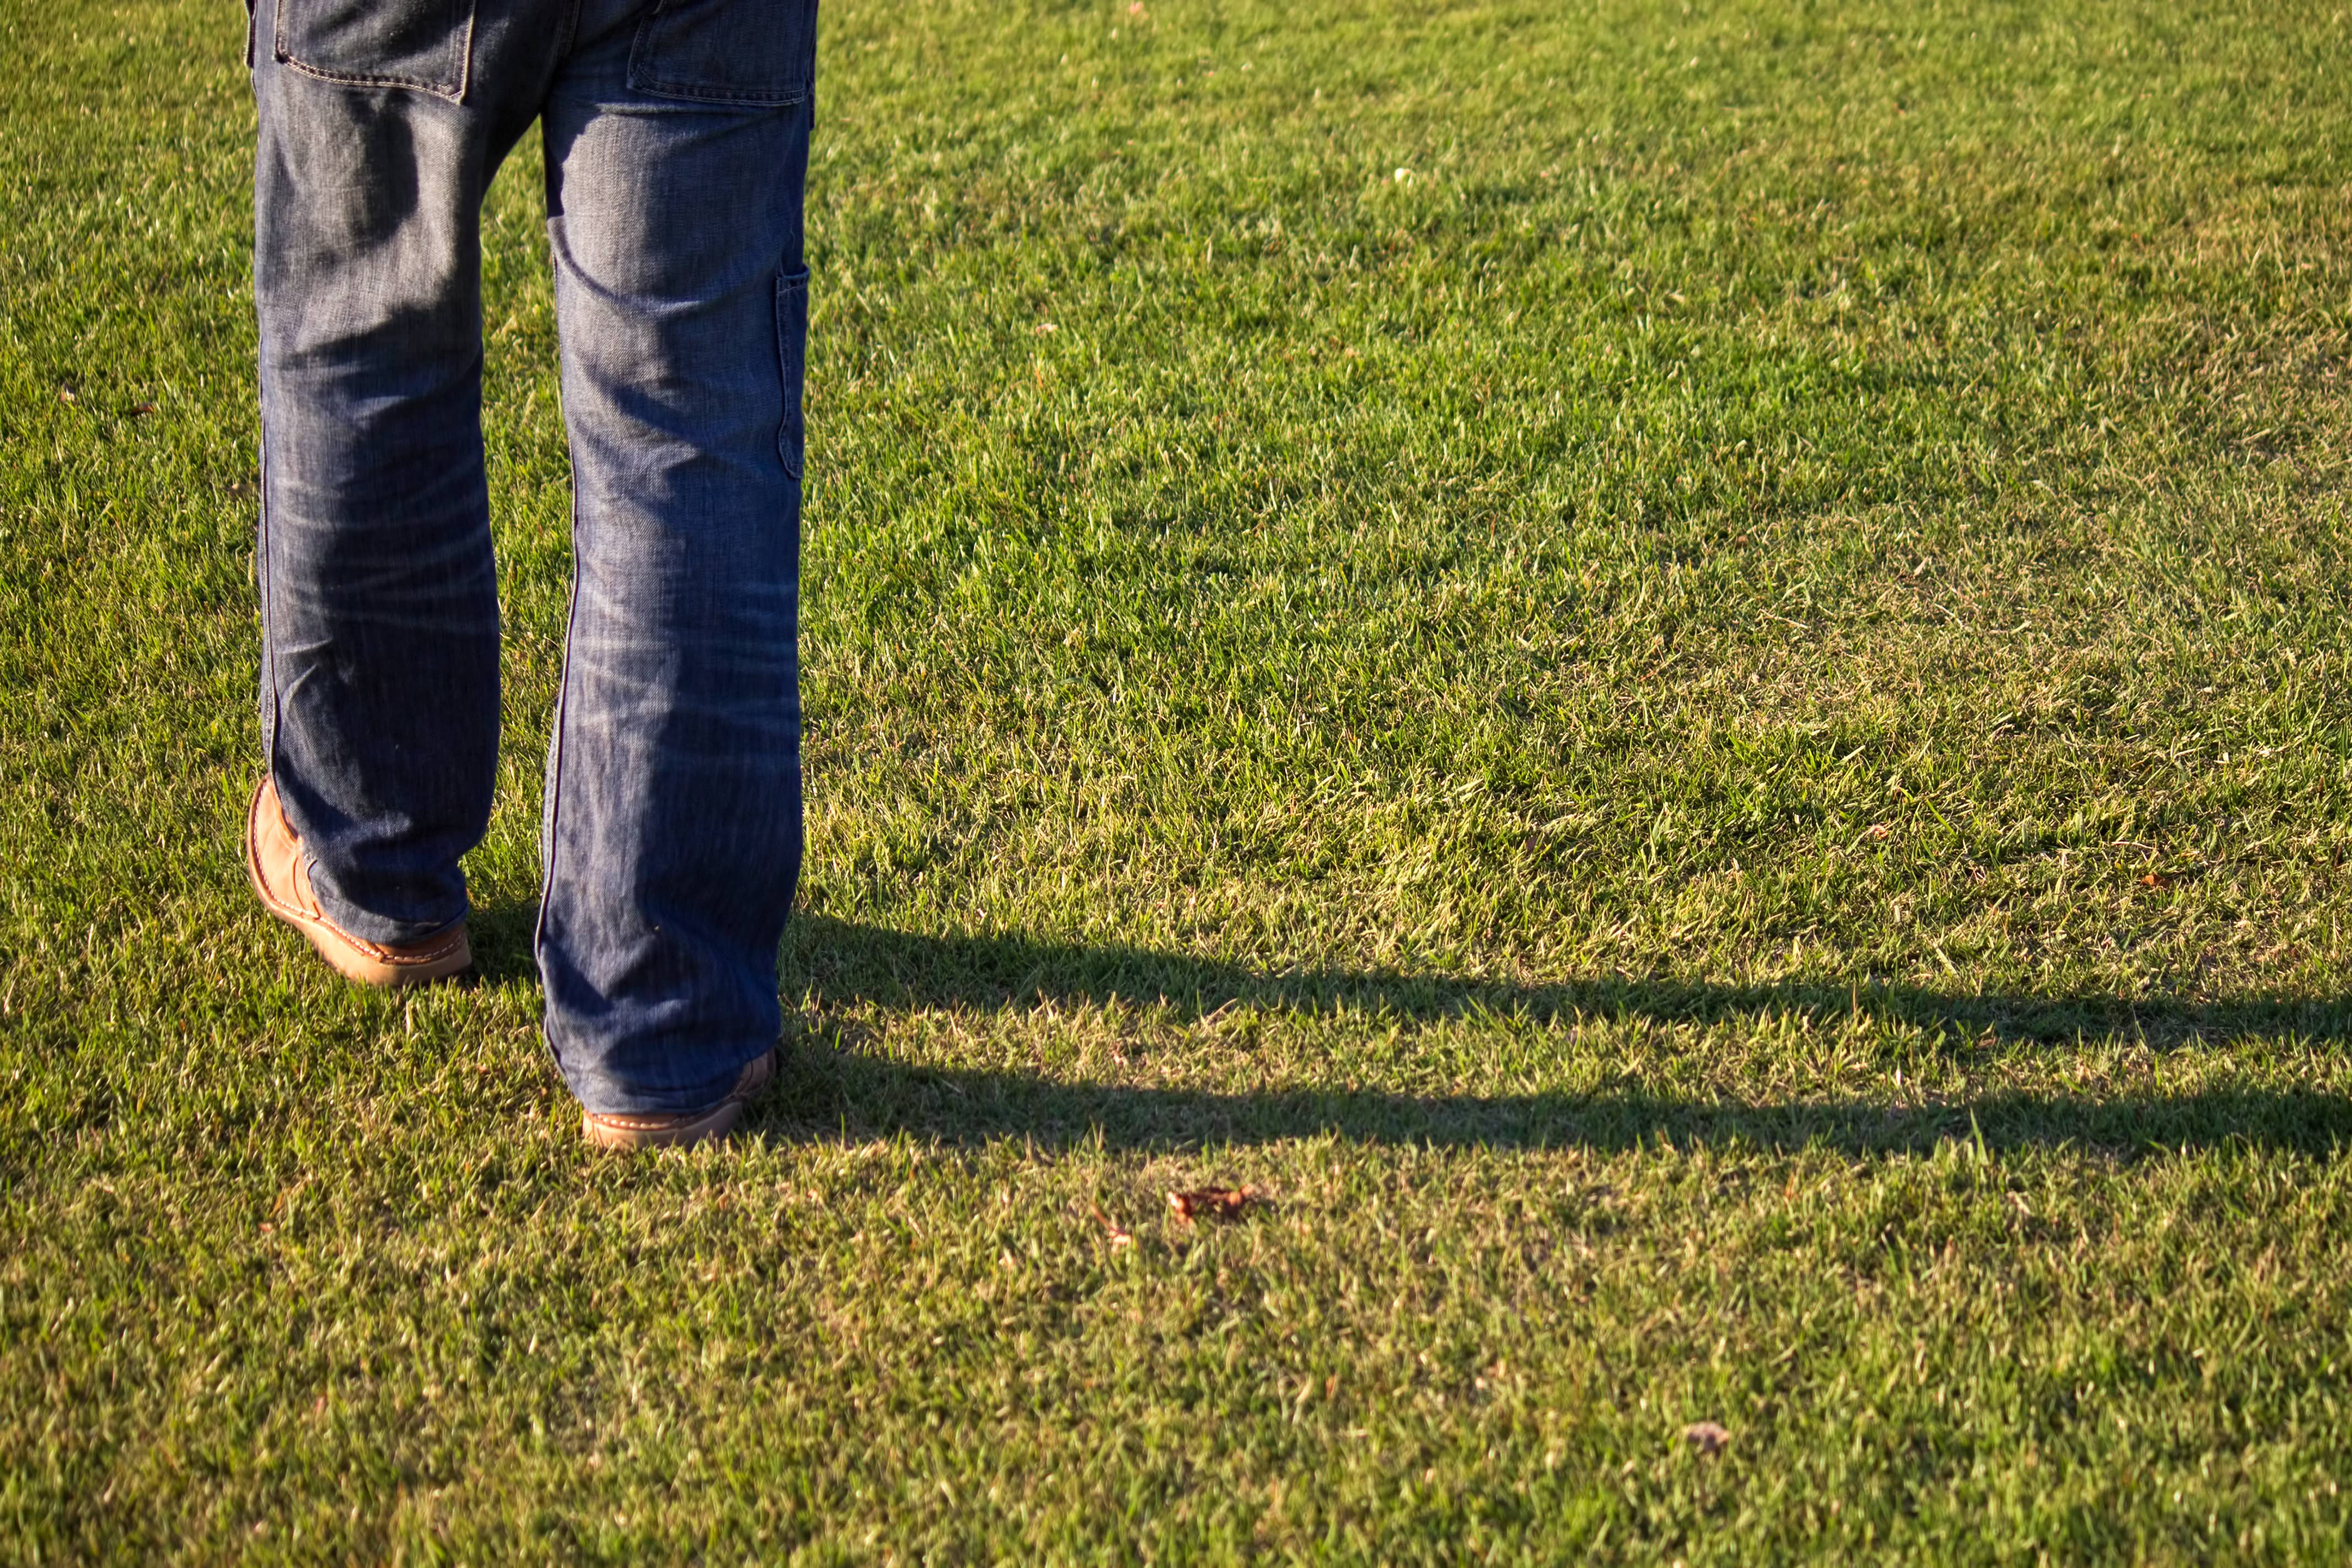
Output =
[{"x1": 252, "y1": 0, "x2": 815, "y2": 1113}]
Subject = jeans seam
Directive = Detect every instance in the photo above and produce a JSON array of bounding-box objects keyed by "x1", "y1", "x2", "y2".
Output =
[
  {"x1": 554, "y1": 0, "x2": 585, "y2": 68},
  {"x1": 257, "y1": 416, "x2": 284, "y2": 798},
  {"x1": 273, "y1": 56, "x2": 462, "y2": 96},
  {"x1": 776, "y1": 266, "x2": 808, "y2": 480},
  {"x1": 533, "y1": 486, "x2": 586, "y2": 1076},
  {"x1": 630, "y1": 78, "x2": 808, "y2": 105}
]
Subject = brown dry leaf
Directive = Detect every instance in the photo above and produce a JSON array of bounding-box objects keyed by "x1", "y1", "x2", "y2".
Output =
[
  {"x1": 1088, "y1": 1200, "x2": 1134, "y2": 1248},
  {"x1": 1682, "y1": 1420, "x2": 1730, "y2": 1456},
  {"x1": 130, "y1": 401, "x2": 158, "y2": 416},
  {"x1": 2140, "y1": 872, "x2": 2173, "y2": 890},
  {"x1": 1167, "y1": 1185, "x2": 1265, "y2": 1224}
]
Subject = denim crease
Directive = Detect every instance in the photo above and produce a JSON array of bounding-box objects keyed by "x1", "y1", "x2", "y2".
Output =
[{"x1": 252, "y1": 0, "x2": 815, "y2": 1114}]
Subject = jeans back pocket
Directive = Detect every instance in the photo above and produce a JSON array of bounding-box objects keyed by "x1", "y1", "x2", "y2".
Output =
[
  {"x1": 273, "y1": 0, "x2": 476, "y2": 99},
  {"x1": 630, "y1": 0, "x2": 818, "y2": 106}
]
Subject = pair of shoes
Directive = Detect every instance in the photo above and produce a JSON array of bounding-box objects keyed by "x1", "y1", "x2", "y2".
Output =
[
  {"x1": 580, "y1": 1049, "x2": 777, "y2": 1150},
  {"x1": 246, "y1": 774, "x2": 769, "y2": 1148},
  {"x1": 244, "y1": 776, "x2": 472, "y2": 987}
]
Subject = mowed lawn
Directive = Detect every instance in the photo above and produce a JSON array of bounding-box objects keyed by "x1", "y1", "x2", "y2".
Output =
[{"x1": 7, "y1": 0, "x2": 2352, "y2": 1558}]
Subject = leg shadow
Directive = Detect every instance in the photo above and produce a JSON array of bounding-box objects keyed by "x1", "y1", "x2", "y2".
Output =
[
  {"x1": 754, "y1": 915, "x2": 2352, "y2": 1157},
  {"x1": 781, "y1": 913, "x2": 2351, "y2": 1045}
]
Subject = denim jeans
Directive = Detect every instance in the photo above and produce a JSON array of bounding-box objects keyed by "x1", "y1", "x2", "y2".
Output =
[{"x1": 251, "y1": 0, "x2": 814, "y2": 1113}]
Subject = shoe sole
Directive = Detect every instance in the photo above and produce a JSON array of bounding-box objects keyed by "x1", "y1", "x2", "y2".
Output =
[{"x1": 245, "y1": 780, "x2": 472, "y2": 988}]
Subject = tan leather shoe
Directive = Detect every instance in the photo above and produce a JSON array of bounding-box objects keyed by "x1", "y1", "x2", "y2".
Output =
[
  {"x1": 244, "y1": 776, "x2": 471, "y2": 987},
  {"x1": 581, "y1": 1049, "x2": 776, "y2": 1150}
]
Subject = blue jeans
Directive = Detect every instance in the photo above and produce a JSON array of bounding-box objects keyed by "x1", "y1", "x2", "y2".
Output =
[{"x1": 251, "y1": 0, "x2": 815, "y2": 1113}]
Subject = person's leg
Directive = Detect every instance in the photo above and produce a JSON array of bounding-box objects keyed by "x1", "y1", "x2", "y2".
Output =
[
  {"x1": 534, "y1": 0, "x2": 817, "y2": 1116},
  {"x1": 250, "y1": 0, "x2": 565, "y2": 946}
]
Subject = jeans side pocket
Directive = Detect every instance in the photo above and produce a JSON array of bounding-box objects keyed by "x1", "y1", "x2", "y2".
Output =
[
  {"x1": 630, "y1": 0, "x2": 819, "y2": 106},
  {"x1": 273, "y1": 0, "x2": 476, "y2": 99},
  {"x1": 776, "y1": 268, "x2": 809, "y2": 481}
]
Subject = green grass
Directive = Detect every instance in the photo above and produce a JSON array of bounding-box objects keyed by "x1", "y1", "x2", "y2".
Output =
[{"x1": 7, "y1": 0, "x2": 2352, "y2": 1558}]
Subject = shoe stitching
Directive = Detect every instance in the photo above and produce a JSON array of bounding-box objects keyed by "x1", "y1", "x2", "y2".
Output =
[
  {"x1": 586, "y1": 1072, "x2": 766, "y2": 1133},
  {"x1": 341, "y1": 927, "x2": 468, "y2": 965},
  {"x1": 264, "y1": 864, "x2": 466, "y2": 965},
  {"x1": 588, "y1": 1107, "x2": 733, "y2": 1133}
]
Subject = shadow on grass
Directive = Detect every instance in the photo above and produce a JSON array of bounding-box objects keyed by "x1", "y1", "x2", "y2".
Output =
[
  {"x1": 778, "y1": 915, "x2": 2347, "y2": 1047},
  {"x1": 467, "y1": 908, "x2": 2350, "y2": 1153},
  {"x1": 728, "y1": 916, "x2": 2352, "y2": 1157},
  {"x1": 755, "y1": 1057, "x2": 2352, "y2": 1156}
]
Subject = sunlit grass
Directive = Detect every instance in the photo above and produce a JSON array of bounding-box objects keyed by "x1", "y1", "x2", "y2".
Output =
[{"x1": 4, "y1": 0, "x2": 2352, "y2": 1559}]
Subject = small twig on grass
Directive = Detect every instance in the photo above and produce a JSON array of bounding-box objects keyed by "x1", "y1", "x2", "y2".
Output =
[{"x1": 1088, "y1": 1201, "x2": 1133, "y2": 1248}]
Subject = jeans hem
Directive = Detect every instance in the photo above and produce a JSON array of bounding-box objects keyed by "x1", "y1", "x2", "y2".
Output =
[
  {"x1": 306, "y1": 863, "x2": 470, "y2": 948},
  {"x1": 554, "y1": 1039, "x2": 776, "y2": 1118}
]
